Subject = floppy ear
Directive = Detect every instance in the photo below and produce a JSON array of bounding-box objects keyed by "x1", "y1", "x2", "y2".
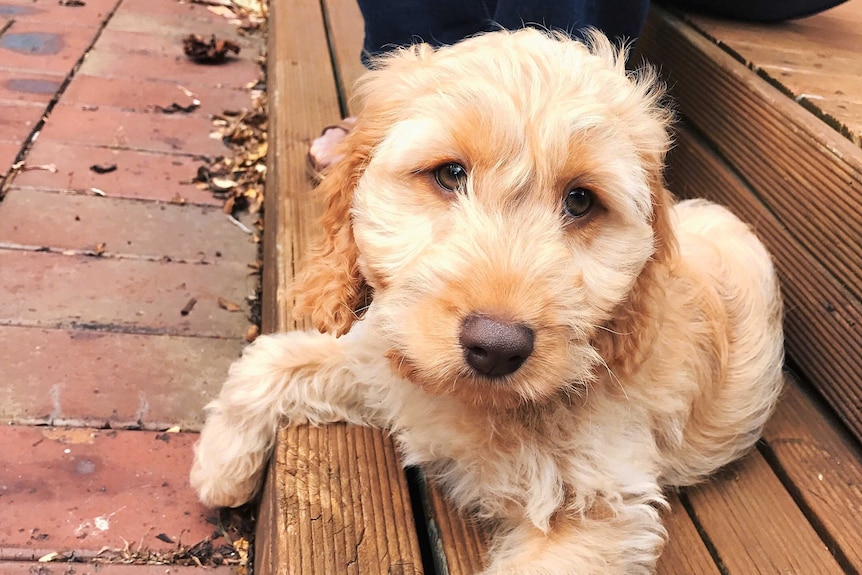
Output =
[
  {"x1": 594, "y1": 179, "x2": 678, "y2": 374},
  {"x1": 290, "y1": 126, "x2": 374, "y2": 337},
  {"x1": 289, "y1": 44, "x2": 436, "y2": 336}
]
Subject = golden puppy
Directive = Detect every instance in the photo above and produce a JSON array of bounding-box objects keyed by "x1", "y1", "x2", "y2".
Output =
[{"x1": 191, "y1": 29, "x2": 784, "y2": 574}]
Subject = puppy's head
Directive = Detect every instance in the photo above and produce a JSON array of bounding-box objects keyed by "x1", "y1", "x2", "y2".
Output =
[{"x1": 293, "y1": 29, "x2": 675, "y2": 409}]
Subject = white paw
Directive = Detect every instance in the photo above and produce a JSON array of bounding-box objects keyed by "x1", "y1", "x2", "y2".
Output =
[
  {"x1": 189, "y1": 408, "x2": 268, "y2": 508},
  {"x1": 190, "y1": 452, "x2": 263, "y2": 508}
]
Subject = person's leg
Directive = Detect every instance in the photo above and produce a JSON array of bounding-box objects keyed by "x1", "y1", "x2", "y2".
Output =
[
  {"x1": 356, "y1": 0, "x2": 650, "y2": 62},
  {"x1": 659, "y1": 0, "x2": 848, "y2": 22},
  {"x1": 491, "y1": 0, "x2": 650, "y2": 44},
  {"x1": 356, "y1": 0, "x2": 493, "y2": 63}
]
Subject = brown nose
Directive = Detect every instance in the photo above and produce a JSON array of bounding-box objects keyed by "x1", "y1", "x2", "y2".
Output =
[{"x1": 459, "y1": 314, "x2": 534, "y2": 378}]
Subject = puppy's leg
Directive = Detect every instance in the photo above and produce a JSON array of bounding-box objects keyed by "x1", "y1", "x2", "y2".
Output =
[
  {"x1": 190, "y1": 330, "x2": 374, "y2": 508},
  {"x1": 483, "y1": 500, "x2": 665, "y2": 575}
]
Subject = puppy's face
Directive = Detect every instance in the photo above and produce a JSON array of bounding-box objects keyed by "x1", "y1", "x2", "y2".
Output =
[{"x1": 295, "y1": 30, "x2": 673, "y2": 410}]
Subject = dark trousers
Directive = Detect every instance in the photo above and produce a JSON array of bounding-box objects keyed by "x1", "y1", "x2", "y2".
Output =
[
  {"x1": 356, "y1": 0, "x2": 650, "y2": 63},
  {"x1": 354, "y1": 0, "x2": 848, "y2": 64}
]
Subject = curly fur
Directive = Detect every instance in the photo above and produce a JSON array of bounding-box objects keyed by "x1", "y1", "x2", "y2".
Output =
[{"x1": 191, "y1": 29, "x2": 784, "y2": 574}]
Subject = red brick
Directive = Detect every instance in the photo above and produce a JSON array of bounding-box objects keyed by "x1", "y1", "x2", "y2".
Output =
[
  {"x1": 0, "y1": 141, "x2": 21, "y2": 168},
  {"x1": 0, "y1": 102, "x2": 43, "y2": 144},
  {"x1": 62, "y1": 73, "x2": 256, "y2": 116},
  {"x1": 13, "y1": 141, "x2": 222, "y2": 205},
  {"x1": 104, "y1": 7, "x2": 242, "y2": 37},
  {"x1": 119, "y1": 0, "x2": 242, "y2": 20},
  {"x1": 0, "y1": 426, "x2": 219, "y2": 556},
  {"x1": 0, "y1": 325, "x2": 241, "y2": 429},
  {"x1": 0, "y1": 189, "x2": 257, "y2": 263},
  {"x1": 80, "y1": 48, "x2": 261, "y2": 90},
  {"x1": 0, "y1": 250, "x2": 252, "y2": 338},
  {"x1": 38, "y1": 103, "x2": 231, "y2": 156},
  {"x1": 0, "y1": 69, "x2": 64, "y2": 103},
  {"x1": 0, "y1": 21, "x2": 98, "y2": 74},
  {"x1": 96, "y1": 26, "x2": 260, "y2": 57},
  {"x1": 0, "y1": 562, "x2": 234, "y2": 574},
  {"x1": 0, "y1": 0, "x2": 118, "y2": 29}
]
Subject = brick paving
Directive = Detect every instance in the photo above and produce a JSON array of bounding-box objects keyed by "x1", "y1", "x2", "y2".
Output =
[{"x1": 0, "y1": 0, "x2": 262, "y2": 571}]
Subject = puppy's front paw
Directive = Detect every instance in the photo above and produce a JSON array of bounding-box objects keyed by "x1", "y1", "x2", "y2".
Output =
[
  {"x1": 190, "y1": 409, "x2": 268, "y2": 508},
  {"x1": 190, "y1": 455, "x2": 263, "y2": 509}
]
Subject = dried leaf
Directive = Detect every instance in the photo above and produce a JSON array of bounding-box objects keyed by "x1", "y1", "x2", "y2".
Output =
[
  {"x1": 245, "y1": 324, "x2": 259, "y2": 342},
  {"x1": 207, "y1": 5, "x2": 236, "y2": 18},
  {"x1": 154, "y1": 101, "x2": 200, "y2": 114},
  {"x1": 38, "y1": 552, "x2": 59, "y2": 562},
  {"x1": 210, "y1": 177, "x2": 238, "y2": 190},
  {"x1": 218, "y1": 297, "x2": 242, "y2": 312},
  {"x1": 183, "y1": 34, "x2": 241, "y2": 64}
]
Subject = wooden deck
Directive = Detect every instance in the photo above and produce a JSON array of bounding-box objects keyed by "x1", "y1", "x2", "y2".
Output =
[{"x1": 256, "y1": 1, "x2": 862, "y2": 573}]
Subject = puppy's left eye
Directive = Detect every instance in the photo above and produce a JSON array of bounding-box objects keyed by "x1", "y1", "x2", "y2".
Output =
[
  {"x1": 434, "y1": 163, "x2": 468, "y2": 193},
  {"x1": 563, "y1": 187, "x2": 595, "y2": 219}
]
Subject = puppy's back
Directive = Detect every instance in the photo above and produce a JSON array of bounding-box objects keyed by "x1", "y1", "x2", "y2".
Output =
[{"x1": 659, "y1": 199, "x2": 784, "y2": 486}]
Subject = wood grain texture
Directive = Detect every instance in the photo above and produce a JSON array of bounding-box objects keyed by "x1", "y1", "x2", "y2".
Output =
[
  {"x1": 658, "y1": 492, "x2": 720, "y2": 575},
  {"x1": 638, "y1": 6, "x2": 862, "y2": 444},
  {"x1": 257, "y1": 0, "x2": 422, "y2": 572},
  {"x1": 640, "y1": 8, "x2": 862, "y2": 298},
  {"x1": 422, "y1": 481, "x2": 487, "y2": 575},
  {"x1": 686, "y1": 451, "x2": 844, "y2": 574},
  {"x1": 322, "y1": 0, "x2": 367, "y2": 107},
  {"x1": 687, "y1": 0, "x2": 862, "y2": 145},
  {"x1": 419, "y1": 481, "x2": 722, "y2": 575},
  {"x1": 762, "y1": 376, "x2": 862, "y2": 572}
]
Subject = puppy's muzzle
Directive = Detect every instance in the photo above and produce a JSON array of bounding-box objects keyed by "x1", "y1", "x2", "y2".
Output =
[{"x1": 459, "y1": 313, "x2": 534, "y2": 378}]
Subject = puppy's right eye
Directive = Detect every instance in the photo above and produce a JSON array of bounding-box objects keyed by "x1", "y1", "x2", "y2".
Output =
[{"x1": 434, "y1": 163, "x2": 468, "y2": 193}]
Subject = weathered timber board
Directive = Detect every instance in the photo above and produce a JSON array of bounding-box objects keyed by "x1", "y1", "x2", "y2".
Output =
[
  {"x1": 685, "y1": 450, "x2": 844, "y2": 574},
  {"x1": 640, "y1": 8, "x2": 862, "y2": 298},
  {"x1": 322, "y1": 0, "x2": 366, "y2": 107},
  {"x1": 685, "y1": 0, "x2": 862, "y2": 146},
  {"x1": 258, "y1": 0, "x2": 423, "y2": 571},
  {"x1": 638, "y1": 5, "x2": 862, "y2": 445},
  {"x1": 657, "y1": 492, "x2": 722, "y2": 575},
  {"x1": 422, "y1": 482, "x2": 488, "y2": 575},
  {"x1": 762, "y1": 376, "x2": 862, "y2": 572}
]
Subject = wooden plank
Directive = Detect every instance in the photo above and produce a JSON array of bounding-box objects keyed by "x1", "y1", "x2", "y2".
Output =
[
  {"x1": 685, "y1": 451, "x2": 844, "y2": 574},
  {"x1": 322, "y1": 0, "x2": 367, "y2": 107},
  {"x1": 420, "y1": 479, "x2": 721, "y2": 575},
  {"x1": 640, "y1": 7, "x2": 862, "y2": 293},
  {"x1": 257, "y1": 0, "x2": 423, "y2": 571},
  {"x1": 762, "y1": 375, "x2": 862, "y2": 572},
  {"x1": 657, "y1": 492, "x2": 721, "y2": 575},
  {"x1": 638, "y1": 6, "x2": 862, "y2": 444},
  {"x1": 422, "y1": 481, "x2": 487, "y2": 575},
  {"x1": 681, "y1": 3, "x2": 862, "y2": 146}
]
